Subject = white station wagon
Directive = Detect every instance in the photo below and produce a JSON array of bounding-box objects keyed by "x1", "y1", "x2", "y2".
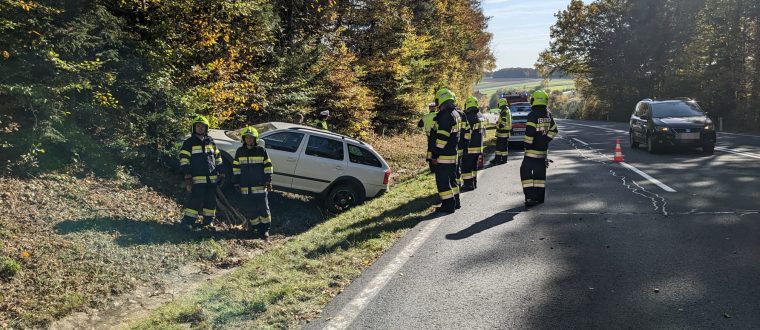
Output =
[{"x1": 207, "y1": 122, "x2": 391, "y2": 213}]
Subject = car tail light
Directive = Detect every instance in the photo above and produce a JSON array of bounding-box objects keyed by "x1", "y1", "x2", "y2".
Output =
[
  {"x1": 512, "y1": 123, "x2": 527, "y2": 129},
  {"x1": 383, "y1": 169, "x2": 391, "y2": 185}
]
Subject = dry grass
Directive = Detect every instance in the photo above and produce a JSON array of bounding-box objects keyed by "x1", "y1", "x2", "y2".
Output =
[{"x1": 364, "y1": 132, "x2": 428, "y2": 183}]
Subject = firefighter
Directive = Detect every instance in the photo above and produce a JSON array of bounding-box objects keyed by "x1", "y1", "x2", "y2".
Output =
[
  {"x1": 431, "y1": 88, "x2": 462, "y2": 213},
  {"x1": 491, "y1": 98, "x2": 512, "y2": 165},
  {"x1": 461, "y1": 96, "x2": 485, "y2": 191},
  {"x1": 179, "y1": 115, "x2": 224, "y2": 230},
  {"x1": 315, "y1": 110, "x2": 330, "y2": 130},
  {"x1": 232, "y1": 126, "x2": 274, "y2": 239},
  {"x1": 521, "y1": 90, "x2": 558, "y2": 207},
  {"x1": 456, "y1": 103, "x2": 471, "y2": 191},
  {"x1": 418, "y1": 102, "x2": 438, "y2": 172}
]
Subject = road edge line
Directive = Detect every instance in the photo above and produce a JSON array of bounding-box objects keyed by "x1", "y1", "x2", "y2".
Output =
[{"x1": 619, "y1": 162, "x2": 677, "y2": 193}]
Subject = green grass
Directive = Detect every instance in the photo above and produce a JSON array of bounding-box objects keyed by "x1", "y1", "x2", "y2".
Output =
[{"x1": 475, "y1": 78, "x2": 576, "y2": 99}]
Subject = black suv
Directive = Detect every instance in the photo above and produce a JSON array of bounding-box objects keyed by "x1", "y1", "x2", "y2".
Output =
[{"x1": 629, "y1": 98, "x2": 716, "y2": 154}]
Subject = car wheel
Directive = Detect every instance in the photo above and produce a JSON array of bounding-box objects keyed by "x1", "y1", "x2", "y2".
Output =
[
  {"x1": 325, "y1": 183, "x2": 364, "y2": 213},
  {"x1": 630, "y1": 131, "x2": 639, "y2": 149},
  {"x1": 647, "y1": 134, "x2": 658, "y2": 154},
  {"x1": 702, "y1": 143, "x2": 715, "y2": 155}
]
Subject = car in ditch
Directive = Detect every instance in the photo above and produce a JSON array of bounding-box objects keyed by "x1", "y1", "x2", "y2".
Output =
[{"x1": 205, "y1": 122, "x2": 391, "y2": 213}]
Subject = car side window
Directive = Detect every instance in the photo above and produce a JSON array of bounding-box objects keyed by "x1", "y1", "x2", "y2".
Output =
[
  {"x1": 305, "y1": 135, "x2": 344, "y2": 161},
  {"x1": 348, "y1": 145, "x2": 382, "y2": 167},
  {"x1": 635, "y1": 103, "x2": 644, "y2": 116},
  {"x1": 262, "y1": 132, "x2": 304, "y2": 153}
]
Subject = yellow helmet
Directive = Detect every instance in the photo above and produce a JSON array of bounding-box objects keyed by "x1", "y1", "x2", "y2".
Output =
[
  {"x1": 497, "y1": 98, "x2": 508, "y2": 108},
  {"x1": 241, "y1": 126, "x2": 259, "y2": 139},
  {"x1": 465, "y1": 96, "x2": 479, "y2": 110},
  {"x1": 191, "y1": 115, "x2": 210, "y2": 134},
  {"x1": 530, "y1": 90, "x2": 549, "y2": 106},
  {"x1": 192, "y1": 114, "x2": 210, "y2": 127},
  {"x1": 435, "y1": 88, "x2": 456, "y2": 106}
]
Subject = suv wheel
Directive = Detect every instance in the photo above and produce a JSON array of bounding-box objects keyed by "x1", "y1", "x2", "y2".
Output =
[
  {"x1": 630, "y1": 131, "x2": 639, "y2": 149},
  {"x1": 702, "y1": 143, "x2": 715, "y2": 155},
  {"x1": 647, "y1": 134, "x2": 658, "y2": 154},
  {"x1": 325, "y1": 183, "x2": 364, "y2": 213}
]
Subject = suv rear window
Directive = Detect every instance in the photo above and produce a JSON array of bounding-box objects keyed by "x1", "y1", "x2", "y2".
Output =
[
  {"x1": 348, "y1": 145, "x2": 381, "y2": 167},
  {"x1": 262, "y1": 132, "x2": 304, "y2": 153},
  {"x1": 652, "y1": 102, "x2": 704, "y2": 118},
  {"x1": 305, "y1": 136, "x2": 344, "y2": 160}
]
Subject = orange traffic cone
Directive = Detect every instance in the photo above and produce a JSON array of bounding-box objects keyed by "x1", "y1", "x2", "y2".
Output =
[{"x1": 613, "y1": 137, "x2": 624, "y2": 162}]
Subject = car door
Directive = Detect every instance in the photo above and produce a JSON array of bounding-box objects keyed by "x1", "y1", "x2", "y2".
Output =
[
  {"x1": 292, "y1": 135, "x2": 348, "y2": 193},
  {"x1": 260, "y1": 131, "x2": 305, "y2": 188}
]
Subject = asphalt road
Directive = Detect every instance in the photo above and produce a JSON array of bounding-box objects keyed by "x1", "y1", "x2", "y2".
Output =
[{"x1": 307, "y1": 119, "x2": 760, "y2": 329}]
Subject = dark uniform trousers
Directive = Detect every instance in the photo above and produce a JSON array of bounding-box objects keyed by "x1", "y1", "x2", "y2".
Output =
[
  {"x1": 183, "y1": 177, "x2": 218, "y2": 225},
  {"x1": 461, "y1": 153, "x2": 480, "y2": 188},
  {"x1": 520, "y1": 157, "x2": 547, "y2": 202},
  {"x1": 435, "y1": 162, "x2": 459, "y2": 211},
  {"x1": 239, "y1": 188, "x2": 271, "y2": 233}
]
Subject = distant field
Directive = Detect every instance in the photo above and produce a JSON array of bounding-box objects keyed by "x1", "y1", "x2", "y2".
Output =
[{"x1": 474, "y1": 77, "x2": 575, "y2": 98}]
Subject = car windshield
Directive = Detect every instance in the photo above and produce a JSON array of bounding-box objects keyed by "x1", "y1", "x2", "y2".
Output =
[
  {"x1": 652, "y1": 102, "x2": 704, "y2": 118},
  {"x1": 225, "y1": 122, "x2": 277, "y2": 140},
  {"x1": 509, "y1": 105, "x2": 531, "y2": 112}
]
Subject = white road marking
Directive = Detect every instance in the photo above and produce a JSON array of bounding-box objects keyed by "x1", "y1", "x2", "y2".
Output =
[
  {"x1": 560, "y1": 121, "x2": 628, "y2": 134},
  {"x1": 718, "y1": 132, "x2": 760, "y2": 138},
  {"x1": 715, "y1": 146, "x2": 760, "y2": 159},
  {"x1": 619, "y1": 162, "x2": 677, "y2": 193},
  {"x1": 322, "y1": 209, "x2": 444, "y2": 330},
  {"x1": 572, "y1": 138, "x2": 589, "y2": 146}
]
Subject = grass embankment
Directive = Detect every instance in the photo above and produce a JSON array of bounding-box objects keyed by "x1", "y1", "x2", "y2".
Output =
[
  {"x1": 129, "y1": 136, "x2": 498, "y2": 329},
  {"x1": 129, "y1": 173, "x2": 439, "y2": 329}
]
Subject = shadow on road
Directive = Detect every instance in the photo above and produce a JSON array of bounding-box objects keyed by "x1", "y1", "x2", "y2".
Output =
[{"x1": 445, "y1": 206, "x2": 523, "y2": 240}]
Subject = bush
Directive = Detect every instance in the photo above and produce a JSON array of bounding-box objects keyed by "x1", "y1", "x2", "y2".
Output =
[{"x1": 0, "y1": 256, "x2": 21, "y2": 280}]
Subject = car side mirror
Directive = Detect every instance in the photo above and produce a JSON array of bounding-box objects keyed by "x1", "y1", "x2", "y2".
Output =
[{"x1": 258, "y1": 139, "x2": 266, "y2": 148}]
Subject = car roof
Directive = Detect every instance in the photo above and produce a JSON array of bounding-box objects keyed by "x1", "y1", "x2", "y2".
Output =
[{"x1": 641, "y1": 98, "x2": 696, "y2": 104}]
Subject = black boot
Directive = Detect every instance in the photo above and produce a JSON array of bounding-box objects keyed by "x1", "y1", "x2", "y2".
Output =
[
  {"x1": 454, "y1": 194, "x2": 461, "y2": 209},
  {"x1": 435, "y1": 199, "x2": 456, "y2": 214}
]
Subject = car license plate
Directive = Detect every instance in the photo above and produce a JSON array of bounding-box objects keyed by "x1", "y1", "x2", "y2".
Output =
[
  {"x1": 513, "y1": 128, "x2": 526, "y2": 132},
  {"x1": 512, "y1": 131, "x2": 524, "y2": 136},
  {"x1": 677, "y1": 132, "x2": 700, "y2": 140}
]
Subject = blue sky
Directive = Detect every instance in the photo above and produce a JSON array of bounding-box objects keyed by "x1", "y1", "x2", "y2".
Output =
[{"x1": 483, "y1": 0, "x2": 571, "y2": 69}]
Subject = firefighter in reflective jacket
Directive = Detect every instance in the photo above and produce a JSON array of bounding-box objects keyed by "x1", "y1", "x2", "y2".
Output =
[
  {"x1": 179, "y1": 115, "x2": 224, "y2": 230},
  {"x1": 431, "y1": 88, "x2": 463, "y2": 214},
  {"x1": 456, "y1": 105, "x2": 470, "y2": 190},
  {"x1": 233, "y1": 126, "x2": 274, "y2": 239},
  {"x1": 418, "y1": 102, "x2": 438, "y2": 172},
  {"x1": 521, "y1": 90, "x2": 558, "y2": 207},
  {"x1": 491, "y1": 98, "x2": 512, "y2": 165},
  {"x1": 462, "y1": 96, "x2": 486, "y2": 191}
]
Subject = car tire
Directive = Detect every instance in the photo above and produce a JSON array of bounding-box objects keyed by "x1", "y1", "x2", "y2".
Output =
[
  {"x1": 630, "y1": 131, "x2": 639, "y2": 149},
  {"x1": 647, "y1": 134, "x2": 658, "y2": 154},
  {"x1": 325, "y1": 183, "x2": 364, "y2": 214},
  {"x1": 702, "y1": 143, "x2": 715, "y2": 155}
]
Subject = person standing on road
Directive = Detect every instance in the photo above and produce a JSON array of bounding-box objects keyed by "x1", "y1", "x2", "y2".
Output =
[
  {"x1": 419, "y1": 102, "x2": 438, "y2": 172},
  {"x1": 456, "y1": 104, "x2": 471, "y2": 191},
  {"x1": 521, "y1": 90, "x2": 558, "y2": 207},
  {"x1": 462, "y1": 96, "x2": 485, "y2": 191},
  {"x1": 232, "y1": 126, "x2": 274, "y2": 240},
  {"x1": 179, "y1": 115, "x2": 225, "y2": 230},
  {"x1": 491, "y1": 98, "x2": 512, "y2": 165},
  {"x1": 431, "y1": 88, "x2": 463, "y2": 213}
]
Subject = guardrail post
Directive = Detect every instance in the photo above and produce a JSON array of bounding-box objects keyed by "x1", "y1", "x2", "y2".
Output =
[{"x1": 719, "y1": 117, "x2": 724, "y2": 131}]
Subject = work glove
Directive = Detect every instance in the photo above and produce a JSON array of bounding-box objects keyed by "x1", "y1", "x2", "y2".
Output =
[{"x1": 265, "y1": 182, "x2": 273, "y2": 192}]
